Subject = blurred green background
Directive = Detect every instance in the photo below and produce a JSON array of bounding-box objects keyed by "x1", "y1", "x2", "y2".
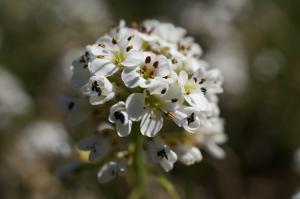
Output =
[{"x1": 0, "y1": 0, "x2": 300, "y2": 198}]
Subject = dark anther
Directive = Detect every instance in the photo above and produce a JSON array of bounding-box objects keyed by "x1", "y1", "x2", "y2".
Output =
[
  {"x1": 68, "y1": 102, "x2": 75, "y2": 110},
  {"x1": 91, "y1": 81, "x2": 102, "y2": 96},
  {"x1": 157, "y1": 149, "x2": 168, "y2": 159},
  {"x1": 114, "y1": 111, "x2": 125, "y2": 124},
  {"x1": 199, "y1": 79, "x2": 205, "y2": 84},
  {"x1": 127, "y1": 35, "x2": 134, "y2": 41},
  {"x1": 193, "y1": 77, "x2": 197, "y2": 82},
  {"x1": 79, "y1": 56, "x2": 85, "y2": 63},
  {"x1": 161, "y1": 88, "x2": 167, "y2": 94},
  {"x1": 126, "y1": 45, "x2": 133, "y2": 52},
  {"x1": 171, "y1": 58, "x2": 178, "y2": 64},
  {"x1": 145, "y1": 56, "x2": 151, "y2": 64},
  {"x1": 98, "y1": 43, "x2": 105, "y2": 48},
  {"x1": 171, "y1": 98, "x2": 178, "y2": 103},
  {"x1": 201, "y1": 87, "x2": 207, "y2": 95},
  {"x1": 187, "y1": 112, "x2": 195, "y2": 125},
  {"x1": 153, "y1": 61, "x2": 159, "y2": 68},
  {"x1": 112, "y1": 38, "x2": 117, "y2": 45}
]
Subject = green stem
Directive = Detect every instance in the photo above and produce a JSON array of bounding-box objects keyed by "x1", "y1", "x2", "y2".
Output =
[{"x1": 132, "y1": 124, "x2": 146, "y2": 199}]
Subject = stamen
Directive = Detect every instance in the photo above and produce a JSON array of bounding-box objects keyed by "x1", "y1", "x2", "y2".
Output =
[
  {"x1": 187, "y1": 112, "x2": 195, "y2": 125},
  {"x1": 164, "y1": 112, "x2": 174, "y2": 118},
  {"x1": 112, "y1": 38, "x2": 117, "y2": 45},
  {"x1": 126, "y1": 45, "x2": 133, "y2": 52},
  {"x1": 171, "y1": 58, "x2": 178, "y2": 64},
  {"x1": 114, "y1": 111, "x2": 125, "y2": 124},
  {"x1": 145, "y1": 56, "x2": 151, "y2": 64},
  {"x1": 199, "y1": 78, "x2": 205, "y2": 84},
  {"x1": 91, "y1": 81, "x2": 102, "y2": 96},
  {"x1": 157, "y1": 149, "x2": 168, "y2": 159},
  {"x1": 201, "y1": 87, "x2": 207, "y2": 94},
  {"x1": 171, "y1": 98, "x2": 178, "y2": 103},
  {"x1": 127, "y1": 35, "x2": 134, "y2": 41},
  {"x1": 161, "y1": 88, "x2": 167, "y2": 94},
  {"x1": 153, "y1": 61, "x2": 159, "y2": 68},
  {"x1": 97, "y1": 55, "x2": 105, "y2": 59},
  {"x1": 98, "y1": 43, "x2": 105, "y2": 48}
]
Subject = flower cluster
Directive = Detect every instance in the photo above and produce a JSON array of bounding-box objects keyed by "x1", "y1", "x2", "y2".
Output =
[{"x1": 61, "y1": 20, "x2": 226, "y2": 183}]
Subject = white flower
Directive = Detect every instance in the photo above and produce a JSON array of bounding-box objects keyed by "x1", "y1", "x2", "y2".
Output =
[
  {"x1": 89, "y1": 24, "x2": 143, "y2": 77},
  {"x1": 108, "y1": 101, "x2": 132, "y2": 137},
  {"x1": 19, "y1": 121, "x2": 71, "y2": 160},
  {"x1": 193, "y1": 68, "x2": 224, "y2": 96},
  {"x1": 178, "y1": 70, "x2": 209, "y2": 110},
  {"x1": 146, "y1": 139, "x2": 177, "y2": 172},
  {"x1": 122, "y1": 52, "x2": 175, "y2": 90},
  {"x1": 126, "y1": 85, "x2": 183, "y2": 137},
  {"x1": 78, "y1": 135, "x2": 110, "y2": 161},
  {"x1": 195, "y1": 117, "x2": 226, "y2": 159},
  {"x1": 0, "y1": 66, "x2": 32, "y2": 127},
  {"x1": 173, "y1": 107, "x2": 206, "y2": 133},
  {"x1": 176, "y1": 145, "x2": 202, "y2": 166},
  {"x1": 97, "y1": 159, "x2": 127, "y2": 183},
  {"x1": 71, "y1": 47, "x2": 94, "y2": 88},
  {"x1": 81, "y1": 75, "x2": 115, "y2": 105},
  {"x1": 140, "y1": 20, "x2": 186, "y2": 44},
  {"x1": 57, "y1": 96, "x2": 88, "y2": 127}
]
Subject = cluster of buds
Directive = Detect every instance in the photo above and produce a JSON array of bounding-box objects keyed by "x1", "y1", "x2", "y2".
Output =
[{"x1": 60, "y1": 20, "x2": 226, "y2": 183}]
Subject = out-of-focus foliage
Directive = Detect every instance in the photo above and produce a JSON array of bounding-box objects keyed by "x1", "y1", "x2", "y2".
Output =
[{"x1": 0, "y1": 0, "x2": 300, "y2": 198}]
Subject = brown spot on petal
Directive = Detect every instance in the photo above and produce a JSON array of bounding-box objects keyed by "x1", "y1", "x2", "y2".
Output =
[{"x1": 112, "y1": 38, "x2": 117, "y2": 45}]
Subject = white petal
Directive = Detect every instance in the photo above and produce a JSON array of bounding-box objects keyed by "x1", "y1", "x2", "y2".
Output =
[
  {"x1": 97, "y1": 161, "x2": 117, "y2": 183},
  {"x1": 71, "y1": 60, "x2": 91, "y2": 88},
  {"x1": 185, "y1": 92, "x2": 209, "y2": 111},
  {"x1": 90, "y1": 60, "x2": 118, "y2": 77},
  {"x1": 125, "y1": 93, "x2": 146, "y2": 121},
  {"x1": 121, "y1": 51, "x2": 144, "y2": 67},
  {"x1": 89, "y1": 92, "x2": 115, "y2": 105},
  {"x1": 205, "y1": 143, "x2": 225, "y2": 159},
  {"x1": 167, "y1": 150, "x2": 178, "y2": 164},
  {"x1": 178, "y1": 70, "x2": 188, "y2": 85},
  {"x1": 121, "y1": 68, "x2": 140, "y2": 88},
  {"x1": 116, "y1": 120, "x2": 132, "y2": 137},
  {"x1": 140, "y1": 110, "x2": 163, "y2": 137},
  {"x1": 109, "y1": 101, "x2": 126, "y2": 123},
  {"x1": 160, "y1": 159, "x2": 174, "y2": 172},
  {"x1": 190, "y1": 147, "x2": 202, "y2": 162}
]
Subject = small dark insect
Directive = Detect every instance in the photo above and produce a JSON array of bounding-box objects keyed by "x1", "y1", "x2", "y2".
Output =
[
  {"x1": 114, "y1": 111, "x2": 125, "y2": 124},
  {"x1": 157, "y1": 149, "x2": 168, "y2": 159}
]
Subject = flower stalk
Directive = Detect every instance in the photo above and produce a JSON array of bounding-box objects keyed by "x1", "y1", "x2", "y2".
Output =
[{"x1": 132, "y1": 124, "x2": 146, "y2": 198}]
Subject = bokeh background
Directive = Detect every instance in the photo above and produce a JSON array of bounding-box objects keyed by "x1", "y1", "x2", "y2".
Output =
[{"x1": 0, "y1": 0, "x2": 300, "y2": 198}]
